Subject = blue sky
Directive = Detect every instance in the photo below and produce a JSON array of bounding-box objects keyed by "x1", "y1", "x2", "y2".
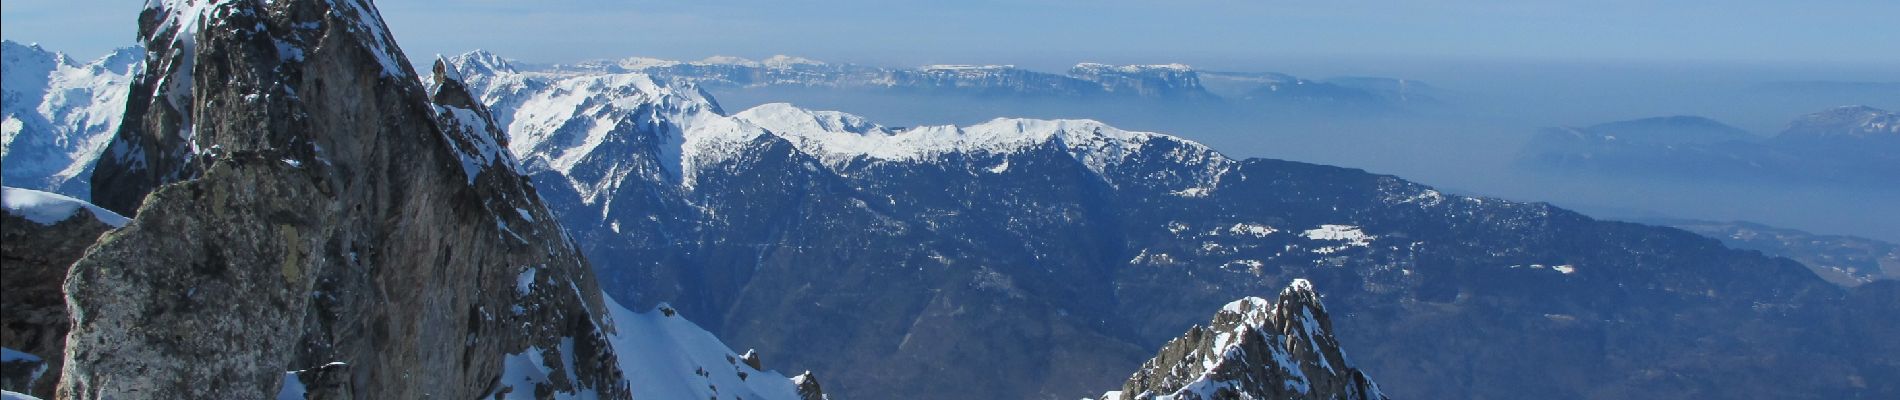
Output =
[{"x1": 6, "y1": 0, "x2": 1899, "y2": 73}]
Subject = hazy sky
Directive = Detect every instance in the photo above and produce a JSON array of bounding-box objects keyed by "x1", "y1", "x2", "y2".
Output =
[{"x1": 5, "y1": 0, "x2": 1900, "y2": 73}]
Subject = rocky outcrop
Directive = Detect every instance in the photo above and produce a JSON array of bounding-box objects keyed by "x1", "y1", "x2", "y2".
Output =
[
  {"x1": 791, "y1": 371, "x2": 828, "y2": 400},
  {"x1": 1, "y1": 188, "x2": 123, "y2": 397},
  {"x1": 60, "y1": 1, "x2": 623, "y2": 399},
  {"x1": 1104, "y1": 280, "x2": 1385, "y2": 400}
]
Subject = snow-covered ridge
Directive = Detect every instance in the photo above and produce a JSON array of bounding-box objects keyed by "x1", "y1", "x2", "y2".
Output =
[
  {"x1": 444, "y1": 50, "x2": 756, "y2": 197},
  {"x1": 730, "y1": 103, "x2": 1233, "y2": 181},
  {"x1": 444, "y1": 49, "x2": 518, "y2": 76},
  {"x1": 1, "y1": 41, "x2": 142, "y2": 199},
  {"x1": 1, "y1": 186, "x2": 129, "y2": 227},
  {"x1": 428, "y1": 60, "x2": 525, "y2": 185},
  {"x1": 446, "y1": 50, "x2": 1233, "y2": 193},
  {"x1": 495, "y1": 294, "x2": 811, "y2": 400}
]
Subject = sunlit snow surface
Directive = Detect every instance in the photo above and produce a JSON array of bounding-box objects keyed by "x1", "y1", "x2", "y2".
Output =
[
  {"x1": 492, "y1": 295, "x2": 806, "y2": 400},
  {"x1": 1, "y1": 186, "x2": 128, "y2": 227}
]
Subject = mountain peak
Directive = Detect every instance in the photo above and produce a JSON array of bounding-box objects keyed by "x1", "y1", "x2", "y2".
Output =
[
  {"x1": 724, "y1": 102, "x2": 1232, "y2": 195},
  {"x1": 62, "y1": 0, "x2": 626, "y2": 398},
  {"x1": 1104, "y1": 280, "x2": 1386, "y2": 400},
  {"x1": 1282, "y1": 278, "x2": 1318, "y2": 300},
  {"x1": 733, "y1": 103, "x2": 1176, "y2": 166},
  {"x1": 446, "y1": 49, "x2": 517, "y2": 76},
  {"x1": 735, "y1": 103, "x2": 891, "y2": 136},
  {"x1": 2, "y1": 41, "x2": 141, "y2": 200}
]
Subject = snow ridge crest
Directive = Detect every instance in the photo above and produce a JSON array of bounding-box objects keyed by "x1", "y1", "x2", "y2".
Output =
[{"x1": 729, "y1": 102, "x2": 1233, "y2": 184}]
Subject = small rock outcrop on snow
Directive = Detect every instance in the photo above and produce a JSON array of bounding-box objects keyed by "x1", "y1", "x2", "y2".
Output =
[
  {"x1": 1101, "y1": 280, "x2": 1386, "y2": 400},
  {"x1": 595, "y1": 299, "x2": 815, "y2": 400}
]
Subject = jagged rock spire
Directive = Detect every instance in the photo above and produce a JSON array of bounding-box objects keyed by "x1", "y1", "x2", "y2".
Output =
[
  {"x1": 1105, "y1": 279, "x2": 1387, "y2": 400},
  {"x1": 60, "y1": 0, "x2": 624, "y2": 399}
]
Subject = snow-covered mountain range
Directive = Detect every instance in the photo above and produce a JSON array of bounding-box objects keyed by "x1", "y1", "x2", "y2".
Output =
[
  {"x1": 0, "y1": 41, "x2": 140, "y2": 199},
  {"x1": 5, "y1": 6, "x2": 1898, "y2": 399},
  {"x1": 440, "y1": 49, "x2": 1900, "y2": 400}
]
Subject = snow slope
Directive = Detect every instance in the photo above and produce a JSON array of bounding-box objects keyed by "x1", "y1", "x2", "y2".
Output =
[
  {"x1": 1, "y1": 186, "x2": 129, "y2": 227},
  {"x1": 494, "y1": 294, "x2": 809, "y2": 400}
]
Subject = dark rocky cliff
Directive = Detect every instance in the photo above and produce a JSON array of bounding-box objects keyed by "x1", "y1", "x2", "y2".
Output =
[
  {"x1": 61, "y1": 1, "x2": 625, "y2": 398},
  {"x1": 0, "y1": 190, "x2": 122, "y2": 397}
]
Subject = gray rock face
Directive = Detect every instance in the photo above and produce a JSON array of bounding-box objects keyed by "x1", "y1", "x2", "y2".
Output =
[
  {"x1": 1106, "y1": 280, "x2": 1385, "y2": 400},
  {"x1": 61, "y1": 1, "x2": 624, "y2": 399},
  {"x1": 1, "y1": 203, "x2": 117, "y2": 397}
]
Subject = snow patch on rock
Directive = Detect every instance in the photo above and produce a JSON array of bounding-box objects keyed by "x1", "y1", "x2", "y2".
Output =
[{"x1": 1, "y1": 186, "x2": 128, "y2": 227}]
